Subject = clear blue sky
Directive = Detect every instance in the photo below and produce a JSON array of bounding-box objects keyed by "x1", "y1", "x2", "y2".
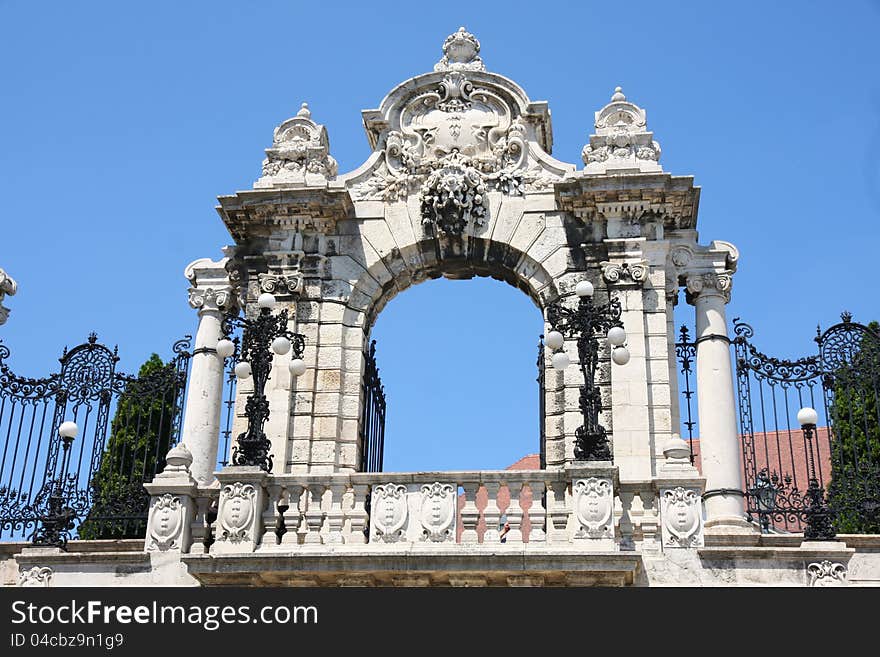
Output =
[{"x1": 1, "y1": 1, "x2": 878, "y2": 472}]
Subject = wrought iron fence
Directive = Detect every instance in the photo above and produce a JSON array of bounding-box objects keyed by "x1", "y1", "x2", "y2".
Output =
[
  {"x1": 359, "y1": 340, "x2": 386, "y2": 473},
  {"x1": 537, "y1": 336, "x2": 546, "y2": 470},
  {"x1": 0, "y1": 333, "x2": 191, "y2": 545},
  {"x1": 733, "y1": 312, "x2": 880, "y2": 534}
]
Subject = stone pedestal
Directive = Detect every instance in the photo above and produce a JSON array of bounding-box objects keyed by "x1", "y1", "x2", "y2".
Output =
[
  {"x1": 143, "y1": 443, "x2": 198, "y2": 554},
  {"x1": 655, "y1": 436, "x2": 706, "y2": 550}
]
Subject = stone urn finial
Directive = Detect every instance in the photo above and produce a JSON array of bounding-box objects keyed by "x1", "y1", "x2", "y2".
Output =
[
  {"x1": 164, "y1": 442, "x2": 193, "y2": 473},
  {"x1": 435, "y1": 26, "x2": 485, "y2": 72}
]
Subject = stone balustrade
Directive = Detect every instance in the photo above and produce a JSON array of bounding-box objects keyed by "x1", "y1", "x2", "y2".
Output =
[{"x1": 145, "y1": 458, "x2": 706, "y2": 557}]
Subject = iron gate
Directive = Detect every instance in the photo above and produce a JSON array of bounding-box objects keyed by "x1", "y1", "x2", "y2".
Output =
[
  {"x1": 0, "y1": 333, "x2": 191, "y2": 545},
  {"x1": 359, "y1": 340, "x2": 386, "y2": 473},
  {"x1": 733, "y1": 312, "x2": 880, "y2": 534}
]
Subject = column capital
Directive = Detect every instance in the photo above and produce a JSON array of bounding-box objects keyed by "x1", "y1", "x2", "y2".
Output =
[
  {"x1": 258, "y1": 269, "x2": 304, "y2": 298},
  {"x1": 685, "y1": 271, "x2": 733, "y2": 305},
  {"x1": 600, "y1": 259, "x2": 649, "y2": 287},
  {"x1": 185, "y1": 257, "x2": 239, "y2": 313}
]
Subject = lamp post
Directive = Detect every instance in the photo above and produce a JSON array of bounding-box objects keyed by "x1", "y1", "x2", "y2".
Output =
[
  {"x1": 798, "y1": 406, "x2": 836, "y2": 541},
  {"x1": 32, "y1": 421, "x2": 81, "y2": 550},
  {"x1": 220, "y1": 293, "x2": 306, "y2": 473},
  {"x1": 545, "y1": 280, "x2": 629, "y2": 461}
]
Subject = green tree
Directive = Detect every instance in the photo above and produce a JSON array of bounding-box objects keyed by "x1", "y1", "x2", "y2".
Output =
[
  {"x1": 78, "y1": 354, "x2": 179, "y2": 539},
  {"x1": 826, "y1": 321, "x2": 880, "y2": 534}
]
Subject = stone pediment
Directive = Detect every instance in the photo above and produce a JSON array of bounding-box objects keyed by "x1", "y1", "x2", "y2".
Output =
[{"x1": 346, "y1": 27, "x2": 572, "y2": 234}]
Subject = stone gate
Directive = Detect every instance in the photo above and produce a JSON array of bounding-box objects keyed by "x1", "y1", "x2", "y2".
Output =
[{"x1": 8, "y1": 27, "x2": 876, "y2": 587}]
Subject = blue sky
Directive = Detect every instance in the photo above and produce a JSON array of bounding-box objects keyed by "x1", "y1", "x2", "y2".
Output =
[{"x1": 1, "y1": 1, "x2": 878, "y2": 472}]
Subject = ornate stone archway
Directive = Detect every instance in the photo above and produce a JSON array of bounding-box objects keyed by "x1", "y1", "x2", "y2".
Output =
[{"x1": 191, "y1": 26, "x2": 743, "y2": 534}]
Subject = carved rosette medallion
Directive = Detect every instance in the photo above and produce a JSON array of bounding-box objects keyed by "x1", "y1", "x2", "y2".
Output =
[
  {"x1": 573, "y1": 478, "x2": 614, "y2": 539},
  {"x1": 418, "y1": 482, "x2": 456, "y2": 542},
  {"x1": 661, "y1": 487, "x2": 703, "y2": 548},
  {"x1": 217, "y1": 482, "x2": 257, "y2": 544},
  {"x1": 371, "y1": 483, "x2": 408, "y2": 543},
  {"x1": 146, "y1": 493, "x2": 185, "y2": 552},
  {"x1": 807, "y1": 561, "x2": 847, "y2": 587},
  {"x1": 19, "y1": 566, "x2": 53, "y2": 587}
]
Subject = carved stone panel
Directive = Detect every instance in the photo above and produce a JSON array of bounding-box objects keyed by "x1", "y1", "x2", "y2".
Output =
[
  {"x1": 660, "y1": 487, "x2": 704, "y2": 549},
  {"x1": 807, "y1": 561, "x2": 847, "y2": 587},
  {"x1": 572, "y1": 477, "x2": 614, "y2": 541},
  {"x1": 19, "y1": 566, "x2": 52, "y2": 587},
  {"x1": 418, "y1": 483, "x2": 456, "y2": 542},
  {"x1": 370, "y1": 483, "x2": 408, "y2": 543},
  {"x1": 145, "y1": 493, "x2": 189, "y2": 553},
  {"x1": 369, "y1": 482, "x2": 457, "y2": 544},
  {"x1": 212, "y1": 481, "x2": 263, "y2": 554}
]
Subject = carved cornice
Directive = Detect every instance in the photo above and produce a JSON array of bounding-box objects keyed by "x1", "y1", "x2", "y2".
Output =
[
  {"x1": 217, "y1": 188, "x2": 353, "y2": 243},
  {"x1": 685, "y1": 271, "x2": 733, "y2": 305},
  {"x1": 600, "y1": 259, "x2": 649, "y2": 286},
  {"x1": 556, "y1": 174, "x2": 700, "y2": 231}
]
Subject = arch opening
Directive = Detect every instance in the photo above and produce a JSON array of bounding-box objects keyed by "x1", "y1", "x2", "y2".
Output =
[{"x1": 369, "y1": 275, "x2": 544, "y2": 472}]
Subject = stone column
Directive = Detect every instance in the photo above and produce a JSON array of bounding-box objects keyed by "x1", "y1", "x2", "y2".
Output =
[
  {"x1": 0, "y1": 267, "x2": 18, "y2": 326},
  {"x1": 183, "y1": 257, "x2": 237, "y2": 486},
  {"x1": 685, "y1": 271, "x2": 751, "y2": 532}
]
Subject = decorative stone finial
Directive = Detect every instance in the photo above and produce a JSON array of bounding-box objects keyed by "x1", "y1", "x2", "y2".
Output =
[
  {"x1": 164, "y1": 442, "x2": 193, "y2": 473},
  {"x1": 0, "y1": 267, "x2": 18, "y2": 326},
  {"x1": 581, "y1": 87, "x2": 662, "y2": 174},
  {"x1": 434, "y1": 26, "x2": 485, "y2": 72},
  {"x1": 255, "y1": 103, "x2": 338, "y2": 188}
]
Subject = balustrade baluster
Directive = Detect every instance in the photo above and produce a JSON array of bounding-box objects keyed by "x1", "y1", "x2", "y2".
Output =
[
  {"x1": 505, "y1": 481, "x2": 525, "y2": 544},
  {"x1": 279, "y1": 485, "x2": 303, "y2": 547},
  {"x1": 346, "y1": 483, "x2": 369, "y2": 544},
  {"x1": 460, "y1": 481, "x2": 480, "y2": 544},
  {"x1": 547, "y1": 479, "x2": 569, "y2": 543},
  {"x1": 324, "y1": 481, "x2": 346, "y2": 544},
  {"x1": 303, "y1": 483, "x2": 325, "y2": 545},
  {"x1": 527, "y1": 480, "x2": 547, "y2": 542},
  {"x1": 258, "y1": 483, "x2": 283, "y2": 549},
  {"x1": 483, "y1": 481, "x2": 502, "y2": 543}
]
